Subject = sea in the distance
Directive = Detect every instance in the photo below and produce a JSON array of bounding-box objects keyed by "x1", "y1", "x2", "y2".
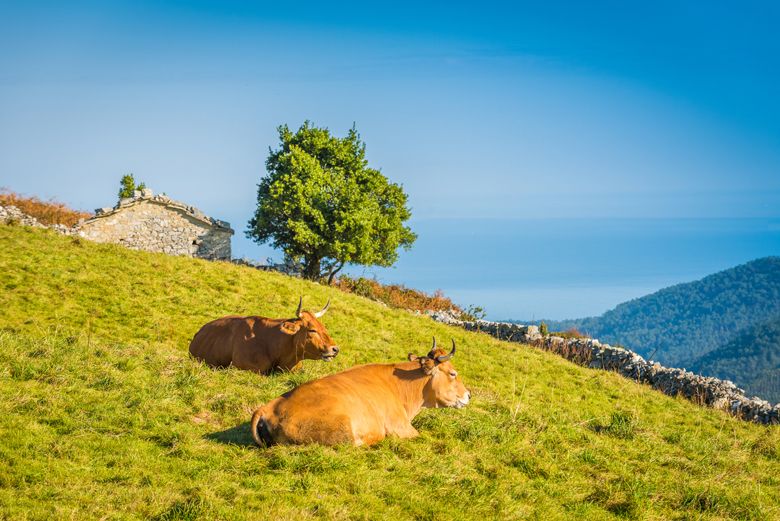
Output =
[{"x1": 231, "y1": 218, "x2": 780, "y2": 321}]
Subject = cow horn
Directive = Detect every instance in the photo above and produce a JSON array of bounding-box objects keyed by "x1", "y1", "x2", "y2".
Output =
[
  {"x1": 313, "y1": 298, "x2": 330, "y2": 318},
  {"x1": 431, "y1": 336, "x2": 437, "y2": 351},
  {"x1": 296, "y1": 296, "x2": 303, "y2": 318},
  {"x1": 435, "y1": 340, "x2": 456, "y2": 363}
]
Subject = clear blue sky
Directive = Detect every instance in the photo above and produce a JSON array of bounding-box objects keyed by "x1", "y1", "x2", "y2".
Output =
[{"x1": 2, "y1": 1, "x2": 779, "y2": 319}]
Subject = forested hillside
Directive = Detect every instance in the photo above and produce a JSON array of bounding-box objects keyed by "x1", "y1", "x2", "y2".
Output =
[
  {"x1": 689, "y1": 316, "x2": 780, "y2": 403},
  {"x1": 551, "y1": 257, "x2": 780, "y2": 367}
]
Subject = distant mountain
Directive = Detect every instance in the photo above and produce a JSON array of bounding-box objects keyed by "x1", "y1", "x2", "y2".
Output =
[
  {"x1": 548, "y1": 257, "x2": 780, "y2": 368},
  {"x1": 688, "y1": 315, "x2": 780, "y2": 403}
]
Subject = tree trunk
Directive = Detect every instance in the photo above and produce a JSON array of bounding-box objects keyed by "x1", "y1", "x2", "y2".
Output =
[
  {"x1": 303, "y1": 256, "x2": 321, "y2": 281},
  {"x1": 326, "y1": 261, "x2": 346, "y2": 285}
]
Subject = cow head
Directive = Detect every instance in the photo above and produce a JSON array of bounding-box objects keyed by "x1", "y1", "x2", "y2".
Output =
[
  {"x1": 281, "y1": 297, "x2": 340, "y2": 361},
  {"x1": 408, "y1": 338, "x2": 470, "y2": 409}
]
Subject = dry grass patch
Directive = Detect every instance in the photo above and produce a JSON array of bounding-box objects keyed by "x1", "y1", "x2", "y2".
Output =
[{"x1": 0, "y1": 188, "x2": 92, "y2": 226}]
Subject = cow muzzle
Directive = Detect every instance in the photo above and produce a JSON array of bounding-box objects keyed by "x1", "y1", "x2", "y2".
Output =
[
  {"x1": 321, "y1": 346, "x2": 339, "y2": 361},
  {"x1": 456, "y1": 391, "x2": 471, "y2": 408}
]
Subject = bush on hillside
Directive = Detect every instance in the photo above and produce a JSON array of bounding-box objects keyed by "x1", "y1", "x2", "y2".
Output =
[
  {"x1": 460, "y1": 305, "x2": 487, "y2": 322},
  {"x1": 539, "y1": 322, "x2": 549, "y2": 336},
  {"x1": 333, "y1": 275, "x2": 461, "y2": 314},
  {"x1": 0, "y1": 189, "x2": 92, "y2": 227},
  {"x1": 551, "y1": 328, "x2": 589, "y2": 340}
]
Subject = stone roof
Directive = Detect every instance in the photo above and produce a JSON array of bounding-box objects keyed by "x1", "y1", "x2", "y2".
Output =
[{"x1": 86, "y1": 188, "x2": 233, "y2": 232}]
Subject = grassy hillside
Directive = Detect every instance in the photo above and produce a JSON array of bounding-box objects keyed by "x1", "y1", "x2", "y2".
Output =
[
  {"x1": 1, "y1": 225, "x2": 779, "y2": 520},
  {"x1": 551, "y1": 257, "x2": 780, "y2": 367},
  {"x1": 690, "y1": 316, "x2": 780, "y2": 403}
]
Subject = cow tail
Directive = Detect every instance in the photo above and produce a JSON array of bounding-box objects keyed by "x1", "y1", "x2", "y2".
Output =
[{"x1": 250, "y1": 405, "x2": 274, "y2": 447}]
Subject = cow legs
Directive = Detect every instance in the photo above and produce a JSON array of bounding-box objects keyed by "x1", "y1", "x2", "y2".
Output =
[
  {"x1": 281, "y1": 413, "x2": 355, "y2": 446},
  {"x1": 392, "y1": 423, "x2": 419, "y2": 439},
  {"x1": 355, "y1": 422, "x2": 417, "y2": 445},
  {"x1": 232, "y1": 350, "x2": 274, "y2": 374},
  {"x1": 284, "y1": 361, "x2": 304, "y2": 373}
]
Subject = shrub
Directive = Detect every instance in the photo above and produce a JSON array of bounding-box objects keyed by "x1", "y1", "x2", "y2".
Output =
[
  {"x1": 550, "y1": 327, "x2": 589, "y2": 339},
  {"x1": 333, "y1": 275, "x2": 462, "y2": 314},
  {"x1": 539, "y1": 322, "x2": 549, "y2": 336},
  {"x1": 461, "y1": 305, "x2": 487, "y2": 322},
  {"x1": 0, "y1": 189, "x2": 91, "y2": 227}
]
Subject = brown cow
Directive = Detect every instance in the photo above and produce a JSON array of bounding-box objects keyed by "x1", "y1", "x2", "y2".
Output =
[
  {"x1": 188, "y1": 297, "x2": 339, "y2": 373},
  {"x1": 250, "y1": 338, "x2": 470, "y2": 446}
]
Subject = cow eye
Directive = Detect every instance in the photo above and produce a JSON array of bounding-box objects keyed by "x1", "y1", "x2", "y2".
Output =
[
  {"x1": 308, "y1": 329, "x2": 319, "y2": 334},
  {"x1": 449, "y1": 371, "x2": 457, "y2": 378}
]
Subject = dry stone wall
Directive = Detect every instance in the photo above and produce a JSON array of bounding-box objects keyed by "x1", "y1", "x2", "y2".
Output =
[
  {"x1": 0, "y1": 204, "x2": 77, "y2": 235},
  {"x1": 1, "y1": 204, "x2": 46, "y2": 228},
  {"x1": 428, "y1": 311, "x2": 780, "y2": 425}
]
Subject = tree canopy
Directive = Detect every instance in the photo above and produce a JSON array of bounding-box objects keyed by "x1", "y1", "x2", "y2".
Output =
[{"x1": 246, "y1": 122, "x2": 416, "y2": 282}]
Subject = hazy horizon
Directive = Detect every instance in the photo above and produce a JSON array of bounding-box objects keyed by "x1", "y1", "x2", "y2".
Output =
[{"x1": 338, "y1": 217, "x2": 780, "y2": 320}]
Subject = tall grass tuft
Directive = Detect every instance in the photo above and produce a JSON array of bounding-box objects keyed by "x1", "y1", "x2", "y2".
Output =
[{"x1": 593, "y1": 411, "x2": 638, "y2": 439}]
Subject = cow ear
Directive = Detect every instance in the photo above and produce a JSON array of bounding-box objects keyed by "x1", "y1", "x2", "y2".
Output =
[
  {"x1": 280, "y1": 321, "x2": 302, "y2": 334},
  {"x1": 419, "y1": 357, "x2": 436, "y2": 375},
  {"x1": 408, "y1": 353, "x2": 419, "y2": 362}
]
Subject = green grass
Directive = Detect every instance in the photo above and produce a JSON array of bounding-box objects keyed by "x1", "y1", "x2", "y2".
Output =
[{"x1": 1, "y1": 225, "x2": 779, "y2": 520}]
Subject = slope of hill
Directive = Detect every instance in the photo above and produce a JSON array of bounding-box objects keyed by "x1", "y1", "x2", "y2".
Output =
[
  {"x1": 1, "y1": 225, "x2": 779, "y2": 520},
  {"x1": 550, "y1": 257, "x2": 780, "y2": 367},
  {"x1": 689, "y1": 316, "x2": 780, "y2": 403}
]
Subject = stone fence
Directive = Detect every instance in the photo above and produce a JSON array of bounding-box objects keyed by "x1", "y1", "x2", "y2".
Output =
[
  {"x1": 231, "y1": 257, "x2": 302, "y2": 276},
  {"x1": 0, "y1": 205, "x2": 77, "y2": 235},
  {"x1": 428, "y1": 311, "x2": 780, "y2": 425}
]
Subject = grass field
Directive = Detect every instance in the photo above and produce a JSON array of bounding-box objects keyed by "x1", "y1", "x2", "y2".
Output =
[{"x1": 1, "y1": 224, "x2": 779, "y2": 520}]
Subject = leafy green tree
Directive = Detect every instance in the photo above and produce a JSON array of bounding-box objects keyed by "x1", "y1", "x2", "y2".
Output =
[
  {"x1": 118, "y1": 174, "x2": 146, "y2": 200},
  {"x1": 247, "y1": 122, "x2": 416, "y2": 282}
]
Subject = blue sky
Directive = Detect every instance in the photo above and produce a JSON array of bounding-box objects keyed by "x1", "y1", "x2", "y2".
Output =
[{"x1": 2, "y1": 1, "x2": 779, "y2": 319}]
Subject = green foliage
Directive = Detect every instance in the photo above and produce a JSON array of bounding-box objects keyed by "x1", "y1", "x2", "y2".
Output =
[
  {"x1": 462, "y1": 305, "x2": 487, "y2": 322},
  {"x1": 334, "y1": 275, "x2": 460, "y2": 312},
  {"x1": 551, "y1": 257, "x2": 780, "y2": 369},
  {"x1": 550, "y1": 328, "x2": 589, "y2": 340},
  {"x1": 1, "y1": 225, "x2": 779, "y2": 519},
  {"x1": 118, "y1": 173, "x2": 146, "y2": 200},
  {"x1": 539, "y1": 321, "x2": 549, "y2": 336},
  {"x1": 246, "y1": 122, "x2": 416, "y2": 281}
]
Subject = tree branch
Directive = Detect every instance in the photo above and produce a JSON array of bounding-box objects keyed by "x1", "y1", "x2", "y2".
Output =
[{"x1": 325, "y1": 260, "x2": 346, "y2": 285}]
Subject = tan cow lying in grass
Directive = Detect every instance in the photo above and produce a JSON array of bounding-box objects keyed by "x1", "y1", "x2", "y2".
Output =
[
  {"x1": 189, "y1": 297, "x2": 339, "y2": 374},
  {"x1": 250, "y1": 338, "x2": 470, "y2": 446}
]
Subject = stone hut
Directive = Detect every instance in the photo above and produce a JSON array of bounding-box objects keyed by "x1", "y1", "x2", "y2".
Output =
[{"x1": 78, "y1": 189, "x2": 234, "y2": 260}]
